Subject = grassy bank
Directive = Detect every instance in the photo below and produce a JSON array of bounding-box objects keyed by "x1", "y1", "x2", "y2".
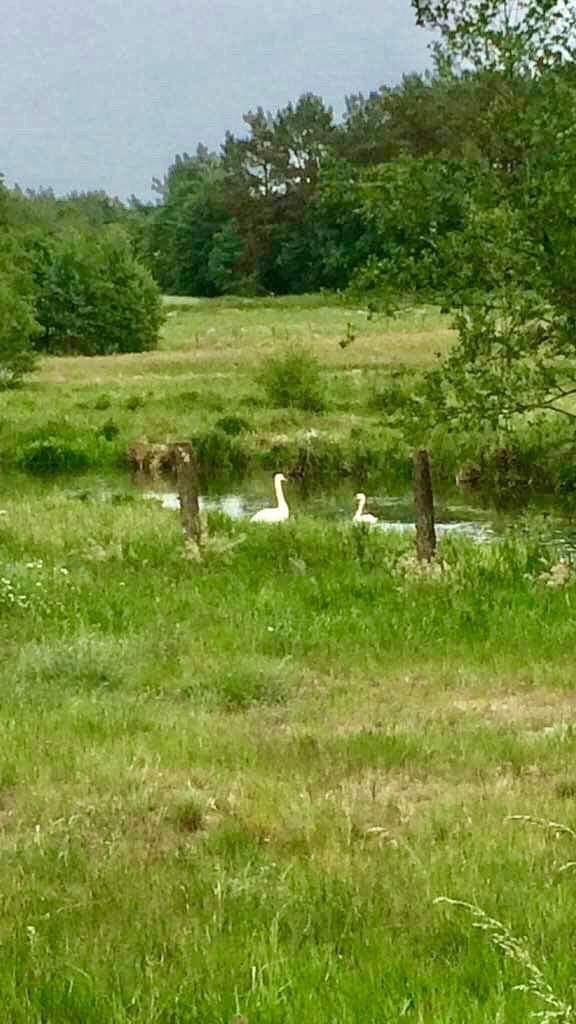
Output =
[
  {"x1": 2, "y1": 295, "x2": 573, "y2": 496},
  {"x1": 1, "y1": 487, "x2": 576, "y2": 1021},
  {"x1": 1, "y1": 298, "x2": 449, "y2": 482}
]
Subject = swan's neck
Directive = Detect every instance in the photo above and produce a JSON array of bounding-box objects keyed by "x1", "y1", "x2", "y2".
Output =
[
  {"x1": 274, "y1": 477, "x2": 287, "y2": 510},
  {"x1": 356, "y1": 495, "x2": 366, "y2": 516}
]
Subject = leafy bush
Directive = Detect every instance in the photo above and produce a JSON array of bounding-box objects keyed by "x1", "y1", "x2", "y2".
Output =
[
  {"x1": 99, "y1": 419, "x2": 120, "y2": 441},
  {"x1": 193, "y1": 429, "x2": 251, "y2": 480},
  {"x1": 125, "y1": 394, "x2": 145, "y2": 411},
  {"x1": 0, "y1": 275, "x2": 39, "y2": 389},
  {"x1": 214, "y1": 414, "x2": 253, "y2": 436},
  {"x1": 93, "y1": 394, "x2": 112, "y2": 410},
  {"x1": 0, "y1": 243, "x2": 40, "y2": 389},
  {"x1": 18, "y1": 437, "x2": 91, "y2": 474},
  {"x1": 174, "y1": 390, "x2": 199, "y2": 410},
  {"x1": 259, "y1": 346, "x2": 326, "y2": 412},
  {"x1": 31, "y1": 230, "x2": 165, "y2": 356}
]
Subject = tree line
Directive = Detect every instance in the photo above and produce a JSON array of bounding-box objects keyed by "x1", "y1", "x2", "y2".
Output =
[{"x1": 2, "y1": 0, "x2": 576, "y2": 430}]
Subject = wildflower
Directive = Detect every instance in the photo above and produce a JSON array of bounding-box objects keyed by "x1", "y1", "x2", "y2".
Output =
[
  {"x1": 394, "y1": 553, "x2": 450, "y2": 581},
  {"x1": 0, "y1": 576, "x2": 29, "y2": 609},
  {"x1": 538, "y1": 560, "x2": 572, "y2": 588}
]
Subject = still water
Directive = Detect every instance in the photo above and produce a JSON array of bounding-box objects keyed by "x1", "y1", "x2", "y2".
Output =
[
  {"x1": 140, "y1": 478, "x2": 576, "y2": 547},
  {"x1": 3, "y1": 471, "x2": 576, "y2": 548}
]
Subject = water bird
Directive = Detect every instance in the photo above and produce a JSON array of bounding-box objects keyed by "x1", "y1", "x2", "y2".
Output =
[
  {"x1": 353, "y1": 492, "x2": 378, "y2": 526},
  {"x1": 250, "y1": 473, "x2": 289, "y2": 523}
]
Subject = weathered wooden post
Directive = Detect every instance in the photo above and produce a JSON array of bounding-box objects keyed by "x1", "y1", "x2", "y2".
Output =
[
  {"x1": 173, "y1": 442, "x2": 204, "y2": 560},
  {"x1": 413, "y1": 448, "x2": 436, "y2": 562}
]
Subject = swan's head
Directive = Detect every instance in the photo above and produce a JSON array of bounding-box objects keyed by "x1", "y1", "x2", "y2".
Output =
[
  {"x1": 355, "y1": 492, "x2": 366, "y2": 502},
  {"x1": 275, "y1": 473, "x2": 287, "y2": 484}
]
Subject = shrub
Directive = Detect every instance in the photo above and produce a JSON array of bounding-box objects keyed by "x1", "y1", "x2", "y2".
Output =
[
  {"x1": 193, "y1": 429, "x2": 251, "y2": 480},
  {"x1": 93, "y1": 394, "x2": 112, "y2": 410},
  {"x1": 18, "y1": 437, "x2": 91, "y2": 474},
  {"x1": 258, "y1": 346, "x2": 326, "y2": 412},
  {"x1": 31, "y1": 230, "x2": 165, "y2": 356},
  {"x1": 125, "y1": 394, "x2": 145, "y2": 411},
  {"x1": 99, "y1": 419, "x2": 120, "y2": 441},
  {"x1": 214, "y1": 414, "x2": 253, "y2": 436},
  {"x1": 0, "y1": 276, "x2": 39, "y2": 389},
  {"x1": 0, "y1": 248, "x2": 40, "y2": 389},
  {"x1": 174, "y1": 390, "x2": 199, "y2": 410}
]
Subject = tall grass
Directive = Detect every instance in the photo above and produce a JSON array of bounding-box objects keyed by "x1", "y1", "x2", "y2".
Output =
[
  {"x1": 0, "y1": 489, "x2": 576, "y2": 1019},
  {"x1": 2, "y1": 296, "x2": 576, "y2": 1020}
]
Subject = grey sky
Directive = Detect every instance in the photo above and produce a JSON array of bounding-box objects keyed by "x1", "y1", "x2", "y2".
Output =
[{"x1": 2, "y1": 0, "x2": 432, "y2": 200}]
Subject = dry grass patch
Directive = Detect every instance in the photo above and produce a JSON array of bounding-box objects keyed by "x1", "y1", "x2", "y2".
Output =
[
  {"x1": 449, "y1": 690, "x2": 576, "y2": 730},
  {"x1": 36, "y1": 304, "x2": 454, "y2": 388}
]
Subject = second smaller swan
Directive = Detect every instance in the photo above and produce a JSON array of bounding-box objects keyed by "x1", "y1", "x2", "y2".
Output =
[
  {"x1": 250, "y1": 473, "x2": 289, "y2": 523},
  {"x1": 353, "y1": 492, "x2": 378, "y2": 526}
]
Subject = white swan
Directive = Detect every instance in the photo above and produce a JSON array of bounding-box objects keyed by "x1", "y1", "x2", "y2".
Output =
[
  {"x1": 250, "y1": 473, "x2": 289, "y2": 523},
  {"x1": 353, "y1": 492, "x2": 378, "y2": 526}
]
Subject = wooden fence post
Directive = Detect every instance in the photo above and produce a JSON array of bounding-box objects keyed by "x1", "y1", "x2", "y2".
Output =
[
  {"x1": 413, "y1": 448, "x2": 436, "y2": 562},
  {"x1": 173, "y1": 443, "x2": 204, "y2": 560}
]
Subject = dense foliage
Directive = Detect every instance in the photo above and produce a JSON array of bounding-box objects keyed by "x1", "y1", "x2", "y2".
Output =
[
  {"x1": 31, "y1": 231, "x2": 164, "y2": 356},
  {"x1": 0, "y1": 267, "x2": 39, "y2": 388},
  {"x1": 0, "y1": 181, "x2": 163, "y2": 383},
  {"x1": 2, "y1": 0, "x2": 576, "y2": 429}
]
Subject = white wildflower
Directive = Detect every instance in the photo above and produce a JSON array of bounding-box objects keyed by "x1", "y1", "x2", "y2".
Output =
[
  {"x1": 395, "y1": 553, "x2": 450, "y2": 581},
  {"x1": 538, "y1": 560, "x2": 572, "y2": 588}
]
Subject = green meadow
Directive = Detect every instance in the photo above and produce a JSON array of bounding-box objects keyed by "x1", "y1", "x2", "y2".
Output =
[
  {"x1": 1, "y1": 298, "x2": 576, "y2": 1022},
  {"x1": 0, "y1": 298, "x2": 457, "y2": 485}
]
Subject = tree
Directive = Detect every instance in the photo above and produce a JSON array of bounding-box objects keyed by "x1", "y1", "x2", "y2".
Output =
[
  {"x1": 273, "y1": 93, "x2": 335, "y2": 208},
  {"x1": 408, "y1": 0, "x2": 576, "y2": 429},
  {"x1": 31, "y1": 229, "x2": 164, "y2": 355},
  {"x1": 0, "y1": 270, "x2": 39, "y2": 388},
  {"x1": 151, "y1": 145, "x2": 221, "y2": 202},
  {"x1": 338, "y1": 69, "x2": 533, "y2": 176},
  {"x1": 345, "y1": 155, "x2": 494, "y2": 303},
  {"x1": 221, "y1": 94, "x2": 336, "y2": 284},
  {"x1": 144, "y1": 148, "x2": 237, "y2": 296},
  {"x1": 207, "y1": 222, "x2": 245, "y2": 294},
  {"x1": 0, "y1": 233, "x2": 39, "y2": 388},
  {"x1": 412, "y1": 0, "x2": 576, "y2": 74}
]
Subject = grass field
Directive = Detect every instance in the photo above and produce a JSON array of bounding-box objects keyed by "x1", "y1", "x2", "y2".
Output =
[
  {"x1": 0, "y1": 297, "x2": 459, "y2": 484},
  {"x1": 4, "y1": 294, "x2": 569, "y2": 492},
  {"x1": 2, "y1": 297, "x2": 576, "y2": 1021},
  {"x1": 1, "y1": 495, "x2": 576, "y2": 1022},
  {"x1": 36, "y1": 297, "x2": 453, "y2": 383}
]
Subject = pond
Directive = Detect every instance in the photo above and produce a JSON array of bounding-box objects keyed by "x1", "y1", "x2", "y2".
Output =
[
  {"x1": 3, "y1": 471, "x2": 576, "y2": 549},
  {"x1": 144, "y1": 482, "x2": 498, "y2": 542}
]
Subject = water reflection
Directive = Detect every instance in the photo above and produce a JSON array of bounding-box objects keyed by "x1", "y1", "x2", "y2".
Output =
[
  {"x1": 145, "y1": 492, "x2": 244, "y2": 518},
  {"x1": 143, "y1": 489, "x2": 495, "y2": 542}
]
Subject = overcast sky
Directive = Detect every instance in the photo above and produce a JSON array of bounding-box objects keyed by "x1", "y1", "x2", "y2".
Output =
[{"x1": 1, "y1": 0, "x2": 433, "y2": 200}]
